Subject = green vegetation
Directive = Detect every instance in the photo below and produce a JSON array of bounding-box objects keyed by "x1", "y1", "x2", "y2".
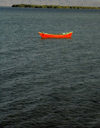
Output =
[{"x1": 12, "y1": 4, "x2": 100, "y2": 10}]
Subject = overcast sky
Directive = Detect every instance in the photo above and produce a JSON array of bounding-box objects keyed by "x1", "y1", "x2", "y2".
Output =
[{"x1": 0, "y1": 0, "x2": 100, "y2": 7}]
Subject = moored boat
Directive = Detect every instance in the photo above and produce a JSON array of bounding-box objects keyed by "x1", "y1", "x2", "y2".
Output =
[{"x1": 38, "y1": 32, "x2": 73, "y2": 39}]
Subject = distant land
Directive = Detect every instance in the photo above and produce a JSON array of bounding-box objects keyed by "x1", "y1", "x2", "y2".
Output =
[
  {"x1": 12, "y1": 4, "x2": 100, "y2": 10},
  {"x1": 0, "y1": 0, "x2": 100, "y2": 7}
]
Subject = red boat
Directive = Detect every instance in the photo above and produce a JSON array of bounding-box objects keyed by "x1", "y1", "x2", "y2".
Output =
[{"x1": 38, "y1": 32, "x2": 73, "y2": 39}]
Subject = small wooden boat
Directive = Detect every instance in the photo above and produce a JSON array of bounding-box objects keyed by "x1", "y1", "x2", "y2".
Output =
[{"x1": 38, "y1": 32, "x2": 73, "y2": 39}]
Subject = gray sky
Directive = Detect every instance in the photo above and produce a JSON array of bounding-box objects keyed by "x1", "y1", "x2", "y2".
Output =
[{"x1": 0, "y1": 0, "x2": 100, "y2": 7}]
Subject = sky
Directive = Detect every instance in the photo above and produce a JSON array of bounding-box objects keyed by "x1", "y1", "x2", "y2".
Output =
[{"x1": 0, "y1": 0, "x2": 100, "y2": 7}]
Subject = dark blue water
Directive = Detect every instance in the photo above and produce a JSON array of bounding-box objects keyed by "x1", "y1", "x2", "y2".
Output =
[{"x1": 0, "y1": 7, "x2": 100, "y2": 128}]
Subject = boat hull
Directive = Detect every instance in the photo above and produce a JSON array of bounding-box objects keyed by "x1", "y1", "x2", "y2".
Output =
[{"x1": 38, "y1": 32, "x2": 73, "y2": 39}]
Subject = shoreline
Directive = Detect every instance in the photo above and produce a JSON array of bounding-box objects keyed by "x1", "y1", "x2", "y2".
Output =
[{"x1": 12, "y1": 4, "x2": 100, "y2": 10}]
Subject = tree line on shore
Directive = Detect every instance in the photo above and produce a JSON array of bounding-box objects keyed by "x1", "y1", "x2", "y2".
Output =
[{"x1": 12, "y1": 4, "x2": 100, "y2": 9}]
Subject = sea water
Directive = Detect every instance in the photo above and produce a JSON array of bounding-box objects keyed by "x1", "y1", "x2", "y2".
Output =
[{"x1": 0, "y1": 7, "x2": 100, "y2": 128}]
